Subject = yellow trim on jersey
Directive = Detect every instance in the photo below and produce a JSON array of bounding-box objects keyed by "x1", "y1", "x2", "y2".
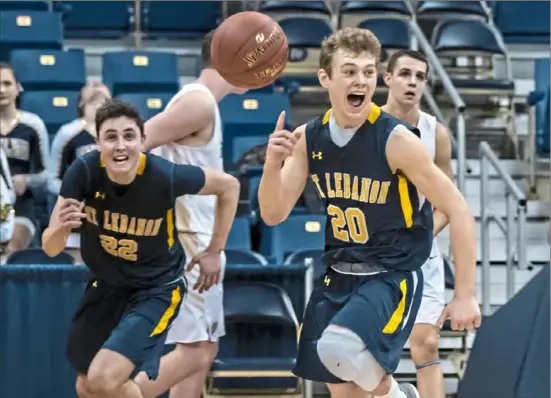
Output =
[
  {"x1": 383, "y1": 279, "x2": 407, "y2": 334},
  {"x1": 136, "y1": 153, "x2": 146, "y2": 175},
  {"x1": 166, "y1": 208, "x2": 175, "y2": 248},
  {"x1": 397, "y1": 175, "x2": 413, "y2": 228},
  {"x1": 322, "y1": 109, "x2": 331, "y2": 125},
  {"x1": 321, "y1": 104, "x2": 381, "y2": 126},
  {"x1": 150, "y1": 286, "x2": 182, "y2": 337}
]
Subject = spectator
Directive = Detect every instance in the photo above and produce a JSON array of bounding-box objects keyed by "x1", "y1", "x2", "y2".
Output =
[
  {"x1": 0, "y1": 147, "x2": 15, "y2": 262},
  {"x1": 0, "y1": 62, "x2": 49, "y2": 253},
  {"x1": 47, "y1": 83, "x2": 111, "y2": 263}
]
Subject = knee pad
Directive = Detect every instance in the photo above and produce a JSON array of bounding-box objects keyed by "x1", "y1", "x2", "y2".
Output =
[{"x1": 317, "y1": 327, "x2": 385, "y2": 391}]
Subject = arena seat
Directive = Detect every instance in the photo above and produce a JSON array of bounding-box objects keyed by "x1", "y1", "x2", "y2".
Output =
[
  {"x1": 278, "y1": 17, "x2": 333, "y2": 92},
  {"x1": 102, "y1": 51, "x2": 180, "y2": 96},
  {"x1": 225, "y1": 250, "x2": 268, "y2": 266},
  {"x1": 492, "y1": 1, "x2": 550, "y2": 44},
  {"x1": 219, "y1": 92, "x2": 290, "y2": 168},
  {"x1": 116, "y1": 92, "x2": 174, "y2": 121},
  {"x1": 340, "y1": 1, "x2": 412, "y2": 28},
  {"x1": 226, "y1": 217, "x2": 252, "y2": 251},
  {"x1": 19, "y1": 90, "x2": 79, "y2": 136},
  {"x1": 5, "y1": 248, "x2": 74, "y2": 265},
  {"x1": 206, "y1": 281, "x2": 301, "y2": 398},
  {"x1": 530, "y1": 59, "x2": 550, "y2": 155},
  {"x1": 415, "y1": 1, "x2": 487, "y2": 20},
  {"x1": 258, "y1": 1, "x2": 331, "y2": 23},
  {"x1": 0, "y1": 1, "x2": 49, "y2": 11},
  {"x1": 260, "y1": 214, "x2": 326, "y2": 264},
  {"x1": 0, "y1": 10, "x2": 63, "y2": 61},
  {"x1": 142, "y1": 1, "x2": 220, "y2": 39},
  {"x1": 9, "y1": 49, "x2": 86, "y2": 91},
  {"x1": 55, "y1": 1, "x2": 134, "y2": 39},
  {"x1": 285, "y1": 249, "x2": 325, "y2": 279}
]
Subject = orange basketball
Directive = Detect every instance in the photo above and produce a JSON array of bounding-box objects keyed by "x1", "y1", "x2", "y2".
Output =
[{"x1": 210, "y1": 11, "x2": 289, "y2": 89}]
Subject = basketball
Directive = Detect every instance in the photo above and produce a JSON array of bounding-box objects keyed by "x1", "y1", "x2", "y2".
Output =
[{"x1": 210, "y1": 11, "x2": 289, "y2": 89}]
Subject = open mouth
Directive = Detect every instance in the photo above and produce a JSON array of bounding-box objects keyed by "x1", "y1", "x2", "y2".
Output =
[
  {"x1": 347, "y1": 93, "x2": 366, "y2": 108},
  {"x1": 404, "y1": 91, "x2": 416, "y2": 99},
  {"x1": 113, "y1": 155, "x2": 129, "y2": 164}
]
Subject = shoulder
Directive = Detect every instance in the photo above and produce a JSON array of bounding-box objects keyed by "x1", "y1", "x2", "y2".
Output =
[
  {"x1": 53, "y1": 119, "x2": 86, "y2": 144},
  {"x1": 167, "y1": 86, "x2": 215, "y2": 114},
  {"x1": 19, "y1": 110, "x2": 47, "y2": 134},
  {"x1": 79, "y1": 150, "x2": 101, "y2": 168},
  {"x1": 305, "y1": 111, "x2": 329, "y2": 139},
  {"x1": 144, "y1": 153, "x2": 174, "y2": 179},
  {"x1": 377, "y1": 111, "x2": 420, "y2": 138}
]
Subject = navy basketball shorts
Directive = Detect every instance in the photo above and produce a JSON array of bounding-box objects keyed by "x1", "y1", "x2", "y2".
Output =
[
  {"x1": 66, "y1": 278, "x2": 186, "y2": 380},
  {"x1": 293, "y1": 267, "x2": 423, "y2": 383}
]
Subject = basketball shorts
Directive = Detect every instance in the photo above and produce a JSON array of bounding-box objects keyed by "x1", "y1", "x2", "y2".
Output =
[
  {"x1": 13, "y1": 195, "x2": 36, "y2": 236},
  {"x1": 293, "y1": 267, "x2": 423, "y2": 383},
  {"x1": 66, "y1": 278, "x2": 185, "y2": 380},
  {"x1": 415, "y1": 254, "x2": 445, "y2": 325},
  {"x1": 166, "y1": 251, "x2": 226, "y2": 344}
]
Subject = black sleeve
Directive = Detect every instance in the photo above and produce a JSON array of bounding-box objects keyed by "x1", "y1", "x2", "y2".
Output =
[
  {"x1": 171, "y1": 164, "x2": 206, "y2": 200},
  {"x1": 59, "y1": 157, "x2": 89, "y2": 201}
]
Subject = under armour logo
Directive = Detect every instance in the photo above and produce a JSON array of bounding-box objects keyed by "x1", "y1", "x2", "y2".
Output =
[
  {"x1": 312, "y1": 152, "x2": 323, "y2": 160},
  {"x1": 324, "y1": 276, "x2": 331, "y2": 286},
  {"x1": 95, "y1": 192, "x2": 105, "y2": 199}
]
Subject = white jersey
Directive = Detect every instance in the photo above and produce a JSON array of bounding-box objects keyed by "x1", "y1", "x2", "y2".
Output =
[
  {"x1": 417, "y1": 111, "x2": 441, "y2": 259},
  {"x1": 151, "y1": 83, "x2": 224, "y2": 253}
]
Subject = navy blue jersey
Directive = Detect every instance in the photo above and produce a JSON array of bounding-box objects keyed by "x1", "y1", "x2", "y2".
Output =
[
  {"x1": 305, "y1": 105, "x2": 433, "y2": 272},
  {"x1": 59, "y1": 151, "x2": 205, "y2": 288},
  {"x1": 48, "y1": 118, "x2": 97, "y2": 195}
]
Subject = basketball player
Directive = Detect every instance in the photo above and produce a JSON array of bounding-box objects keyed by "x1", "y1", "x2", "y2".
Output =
[
  {"x1": 258, "y1": 28, "x2": 481, "y2": 398},
  {"x1": 42, "y1": 99, "x2": 239, "y2": 398},
  {"x1": 381, "y1": 50, "x2": 453, "y2": 398},
  {"x1": 47, "y1": 82, "x2": 111, "y2": 263}
]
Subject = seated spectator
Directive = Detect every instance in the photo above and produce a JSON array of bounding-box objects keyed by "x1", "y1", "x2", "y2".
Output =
[
  {"x1": 0, "y1": 147, "x2": 15, "y2": 262},
  {"x1": 0, "y1": 62, "x2": 49, "y2": 253},
  {"x1": 47, "y1": 82, "x2": 111, "y2": 263}
]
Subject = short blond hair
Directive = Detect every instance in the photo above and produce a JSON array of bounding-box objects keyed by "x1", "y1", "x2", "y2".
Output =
[{"x1": 319, "y1": 27, "x2": 381, "y2": 77}]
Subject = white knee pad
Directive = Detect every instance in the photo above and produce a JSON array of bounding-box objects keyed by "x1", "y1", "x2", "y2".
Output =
[{"x1": 317, "y1": 326, "x2": 385, "y2": 391}]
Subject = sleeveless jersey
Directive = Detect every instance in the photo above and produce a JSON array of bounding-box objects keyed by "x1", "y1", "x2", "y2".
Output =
[
  {"x1": 306, "y1": 105, "x2": 433, "y2": 272},
  {"x1": 417, "y1": 111, "x2": 441, "y2": 259},
  {"x1": 151, "y1": 83, "x2": 224, "y2": 253},
  {"x1": 59, "y1": 151, "x2": 205, "y2": 288}
]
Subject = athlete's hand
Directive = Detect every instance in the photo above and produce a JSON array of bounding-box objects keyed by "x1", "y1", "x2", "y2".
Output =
[
  {"x1": 56, "y1": 198, "x2": 86, "y2": 229},
  {"x1": 264, "y1": 111, "x2": 302, "y2": 169},
  {"x1": 186, "y1": 250, "x2": 221, "y2": 293},
  {"x1": 438, "y1": 295, "x2": 482, "y2": 331}
]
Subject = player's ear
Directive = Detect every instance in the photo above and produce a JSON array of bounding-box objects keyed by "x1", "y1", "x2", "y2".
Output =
[
  {"x1": 383, "y1": 72, "x2": 392, "y2": 87},
  {"x1": 317, "y1": 69, "x2": 331, "y2": 89}
]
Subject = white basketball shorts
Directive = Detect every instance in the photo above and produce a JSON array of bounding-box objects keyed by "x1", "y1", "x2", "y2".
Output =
[
  {"x1": 166, "y1": 251, "x2": 226, "y2": 344},
  {"x1": 415, "y1": 254, "x2": 446, "y2": 325}
]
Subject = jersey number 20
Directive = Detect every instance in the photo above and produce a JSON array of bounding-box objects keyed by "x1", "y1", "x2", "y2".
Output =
[
  {"x1": 100, "y1": 235, "x2": 138, "y2": 261},
  {"x1": 327, "y1": 204, "x2": 368, "y2": 244}
]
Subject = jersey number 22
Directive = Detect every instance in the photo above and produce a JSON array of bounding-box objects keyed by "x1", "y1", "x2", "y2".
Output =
[{"x1": 100, "y1": 235, "x2": 138, "y2": 261}]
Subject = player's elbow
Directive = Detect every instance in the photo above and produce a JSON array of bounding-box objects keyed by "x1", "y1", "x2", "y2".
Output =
[{"x1": 259, "y1": 206, "x2": 288, "y2": 226}]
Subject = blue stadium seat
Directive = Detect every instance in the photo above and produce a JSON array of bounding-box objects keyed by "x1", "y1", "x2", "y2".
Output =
[
  {"x1": 340, "y1": 1, "x2": 412, "y2": 28},
  {"x1": 142, "y1": 1, "x2": 220, "y2": 39},
  {"x1": 226, "y1": 217, "x2": 252, "y2": 251},
  {"x1": 285, "y1": 249, "x2": 325, "y2": 279},
  {"x1": 259, "y1": 1, "x2": 331, "y2": 23},
  {"x1": 219, "y1": 92, "x2": 291, "y2": 168},
  {"x1": 225, "y1": 249, "x2": 268, "y2": 266},
  {"x1": 432, "y1": 20, "x2": 514, "y2": 96},
  {"x1": 116, "y1": 92, "x2": 174, "y2": 121},
  {"x1": 0, "y1": 11, "x2": 63, "y2": 61},
  {"x1": 531, "y1": 59, "x2": 550, "y2": 155},
  {"x1": 9, "y1": 49, "x2": 86, "y2": 91},
  {"x1": 492, "y1": 1, "x2": 550, "y2": 44},
  {"x1": 0, "y1": 1, "x2": 49, "y2": 11},
  {"x1": 260, "y1": 214, "x2": 326, "y2": 264},
  {"x1": 357, "y1": 19, "x2": 410, "y2": 51},
  {"x1": 6, "y1": 248, "x2": 74, "y2": 265},
  {"x1": 416, "y1": 1, "x2": 487, "y2": 20},
  {"x1": 208, "y1": 281, "x2": 300, "y2": 395},
  {"x1": 19, "y1": 90, "x2": 80, "y2": 135},
  {"x1": 102, "y1": 51, "x2": 180, "y2": 96},
  {"x1": 540, "y1": 87, "x2": 550, "y2": 154},
  {"x1": 443, "y1": 256, "x2": 455, "y2": 290},
  {"x1": 278, "y1": 17, "x2": 333, "y2": 92},
  {"x1": 55, "y1": 1, "x2": 134, "y2": 39}
]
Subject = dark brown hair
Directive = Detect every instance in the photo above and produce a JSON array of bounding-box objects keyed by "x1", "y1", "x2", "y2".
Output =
[
  {"x1": 386, "y1": 49, "x2": 430, "y2": 75},
  {"x1": 95, "y1": 99, "x2": 144, "y2": 138},
  {"x1": 201, "y1": 30, "x2": 216, "y2": 68}
]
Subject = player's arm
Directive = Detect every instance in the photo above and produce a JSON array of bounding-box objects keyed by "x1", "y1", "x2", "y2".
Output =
[
  {"x1": 143, "y1": 91, "x2": 215, "y2": 151},
  {"x1": 42, "y1": 158, "x2": 88, "y2": 257},
  {"x1": 433, "y1": 122, "x2": 454, "y2": 236},
  {"x1": 258, "y1": 119, "x2": 309, "y2": 226},
  {"x1": 25, "y1": 117, "x2": 50, "y2": 189},
  {"x1": 386, "y1": 126, "x2": 476, "y2": 298},
  {"x1": 172, "y1": 164, "x2": 240, "y2": 252}
]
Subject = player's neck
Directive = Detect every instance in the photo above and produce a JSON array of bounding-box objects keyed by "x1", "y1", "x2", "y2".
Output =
[
  {"x1": 105, "y1": 161, "x2": 140, "y2": 186},
  {"x1": 382, "y1": 99, "x2": 420, "y2": 127},
  {"x1": 196, "y1": 69, "x2": 232, "y2": 102},
  {"x1": 0, "y1": 105, "x2": 17, "y2": 122}
]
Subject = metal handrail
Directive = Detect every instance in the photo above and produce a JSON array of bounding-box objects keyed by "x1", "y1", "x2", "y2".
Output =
[
  {"x1": 479, "y1": 141, "x2": 527, "y2": 316},
  {"x1": 408, "y1": 20, "x2": 468, "y2": 195}
]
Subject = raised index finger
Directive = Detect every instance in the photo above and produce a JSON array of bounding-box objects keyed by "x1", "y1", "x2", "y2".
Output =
[{"x1": 274, "y1": 111, "x2": 286, "y2": 132}]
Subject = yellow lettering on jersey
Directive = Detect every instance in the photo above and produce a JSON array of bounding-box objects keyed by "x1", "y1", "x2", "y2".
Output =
[
  {"x1": 377, "y1": 181, "x2": 391, "y2": 204},
  {"x1": 84, "y1": 206, "x2": 98, "y2": 226},
  {"x1": 102, "y1": 210, "x2": 163, "y2": 237},
  {"x1": 359, "y1": 177, "x2": 371, "y2": 202},
  {"x1": 334, "y1": 172, "x2": 343, "y2": 198},
  {"x1": 99, "y1": 235, "x2": 138, "y2": 262},
  {"x1": 351, "y1": 176, "x2": 359, "y2": 201},
  {"x1": 325, "y1": 173, "x2": 335, "y2": 198},
  {"x1": 316, "y1": 173, "x2": 391, "y2": 205},
  {"x1": 342, "y1": 173, "x2": 351, "y2": 199},
  {"x1": 327, "y1": 204, "x2": 369, "y2": 244},
  {"x1": 310, "y1": 174, "x2": 326, "y2": 198},
  {"x1": 369, "y1": 180, "x2": 380, "y2": 203}
]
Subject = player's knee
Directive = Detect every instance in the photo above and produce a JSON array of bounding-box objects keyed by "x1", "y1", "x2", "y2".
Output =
[
  {"x1": 410, "y1": 326, "x2": 440, "y2": 364},
  {"x1": 175, "y1": 342, "x2": 218, "y2": 371}
]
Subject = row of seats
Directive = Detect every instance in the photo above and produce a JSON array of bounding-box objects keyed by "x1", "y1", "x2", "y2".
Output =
[{"x1": 529, "y1": 58, "x2": 550, "y2": 155}]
